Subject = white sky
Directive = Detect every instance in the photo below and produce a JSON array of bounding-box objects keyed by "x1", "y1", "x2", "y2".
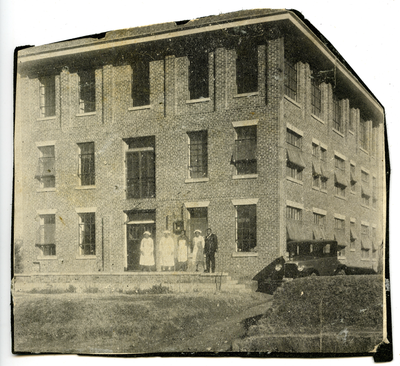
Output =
[{"x1": 1, "y1": 1, "x2": 398, "y2": 365}]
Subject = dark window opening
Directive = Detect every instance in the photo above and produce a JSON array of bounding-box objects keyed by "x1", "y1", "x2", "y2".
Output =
[
  {"x1": 126, "y1": 136, "x2": 155, "y2": 199},
  {"x1": 132, "y1": 60, "x2": 150, "y2": 107},
  {"x1": 188, "y1": 130, "x2": 208, "y2": 179},
  {"x1": 233, "y1": 126, "x2": 257, "y2": 175},
  {"x1": 236, "y1": 205, "x2": 256, "y2": 252},
  {"x1": 311, "y1": 78, "x2": 322, "y2": 117},
  {"x1": 36, "y1": 146, "x2": 55, "y2": 188},
  {"x1": 79, "y1": 212, "x2": 96, "y2": 255},
  {"x1": 36, "y1": 214, "x2": 56, "y2": 256},
  {"x1": 284, "y1": 59, "x2": 297, "y2": 100},
  {"x1": 189, "y1": 53, "x2": 209, "y2": 100},
  {"x1": 236, "y1": 43, "x2": 258, "y2": 94},
  {"x1": 78, "y1": 142, "x2": 95, "y2": 186},
  {"x1": 79, "y1": 70, "x2": 96, "y2": 113},
  {"x1": 333, "y1": 95, "x2": 343, "y2": 132},
  {"x1": 39, "y1": 75, "x2": 56, "y2": 117}
]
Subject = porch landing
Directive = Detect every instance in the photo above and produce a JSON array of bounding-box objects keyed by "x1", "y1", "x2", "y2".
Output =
[{"x1": 12, "y1": 272, "x2": 258, "y2": 294}]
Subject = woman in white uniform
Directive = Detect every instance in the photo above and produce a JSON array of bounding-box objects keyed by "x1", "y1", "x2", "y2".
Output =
[
  {"x1": 192, "y1": 229, "x2": 205, "y2": 272},
  {"x1": 159, "y1": 230, "x2": 175, "y2": 271},
  {"x1": 139, "y1": 231, "x2": 155, "y2": 271}
]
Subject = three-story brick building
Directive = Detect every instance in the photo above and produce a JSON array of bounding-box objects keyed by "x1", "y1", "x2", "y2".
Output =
[{"x1": 14, "y1": 9, "x2": 385, "y2": 280}]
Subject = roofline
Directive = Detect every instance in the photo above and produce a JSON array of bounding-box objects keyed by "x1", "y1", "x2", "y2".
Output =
[{"x1": 18, "y1": 10, "x2": 383, "y2": 115}]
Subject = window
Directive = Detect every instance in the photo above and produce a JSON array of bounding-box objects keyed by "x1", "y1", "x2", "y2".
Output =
[
  {"x1": 286, "y1": 129, "x2": 302, "y2": 148},
  {"x1": 361, "y1": 171, "x2": 370, "y2": 206},
  {"x1": 350, "y1": 221, "x2": 356, "y2": 250},
  {"x1": 320, "y1": 146, "x2": 327, "y2": 161},
  {"x1": 312, "y1": 143, "x2": 319, "y2": 158},
  {"x1": 349, "y1": 110, "x2": 355, "y2": 131},
  {"x1": 189, "y1": 52, "x2": 209, "y2": 99},
  {"x1": 78, "y1": 212, "x2": 96, "y2": 255},
  {"x1": 132, "y1": 60, "x2": 150, "y2": 107},
  {"x1": 311, "y1": 77, "x2": 322, "y2": 117},
  {"x1": 287, "y1": 161, "x2": 303, "y2": 180},
  {"x1": 312, "y1": 173, "x2": 320, "y2": 188},
  {"x1": 335, "y1": 183, "x2": 346, "y2": 197},
  {"x1": 233, "y1": 126, "x2": 257, "y2": 175},
  {"x1": 39, "y1": 75, "x2": 56, "y2": 117},
  {"x1": 313, "y1": 213, "x2": 326, "y2": 226},
  {"x1": 284, "y1": 59, "x2": 297, "y2": 101},
  {"x1": 286, "y1": 206, "x2": 302, "y2": 221},
  {"x1": 361, "y1": 224, "x2": 370, "y2": 259},
  {"x1": 372, "y1": 177, "x2": 377, "y2": 208},
  {"x1": 333, "y1": 95, "x2": 343, "y2": 132},
  {"x1": 235, "y1": 205, "x2": 256, "y2": 252},
  {"x1": 78, "y1": 70, "x2": 96, "y2": 113},
  {"x1": 360, "y1": 117, "x2": 368, "y2": 150},
  {"x1": 335, "y1": 156, "x2": 345, "y2": 171},
  {"x1": 36, "y1": 145, "x2": 55, "y2": 188},
  {"x1": 334, "y1": 218, "x2": 345, "y2": 230},
  {"x1": 187, "y1": 131, "x2": 208, "y2": 179},
  {"x1": 78, "y1": 142, "x2": 95, "y2": 186},
  {"x1": 126, "y1": 136, "x2": 155, "y2": 199},
  {"x1": 236, "y1": 43, "x2": 258, "y2": 94},
  {"x1": 350, "y1": 164, "x2": 357, "y2": 193},
  {"x1": 36, "y1": 214, "x2": 56, "y2": 256},
  {"x1": 372, "y1": 227, "x2": 377, "y2": 259},
  {"x1": 321, "y1": 177, "x2": 328, "y2": 191},
  {"x1": 361, "y1": 224, "x2": 369, "y2": 235}
]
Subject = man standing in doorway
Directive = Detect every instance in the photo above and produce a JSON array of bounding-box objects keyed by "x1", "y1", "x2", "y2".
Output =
[{"x1": 204, "y1": 228, "x2": 218, "y2": 273}]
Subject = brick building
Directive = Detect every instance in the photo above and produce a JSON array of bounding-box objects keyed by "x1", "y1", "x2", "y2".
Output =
[{"x1": 14, "y1": 9, "x2": 385, "y2": 280}]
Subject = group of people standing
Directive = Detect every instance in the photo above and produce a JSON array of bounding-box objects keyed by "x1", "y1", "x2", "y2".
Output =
[{"x1": 139, "y1": 228, "x2": 218, "y2": 273}]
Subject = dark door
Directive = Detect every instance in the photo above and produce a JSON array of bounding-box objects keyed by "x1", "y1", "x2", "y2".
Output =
[
  {"x1": 127, "y1": 223, "x2": 155, "y2": 271},
  {"x1": 187, "y1": 207, "x2": 208, "y2": 248}
]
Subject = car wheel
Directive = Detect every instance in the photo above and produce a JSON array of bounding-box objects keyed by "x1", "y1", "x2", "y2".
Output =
[
  {"x1": 335, "y1": 269, "x2": 346, "y2": 276},
  {"x1": 310, "y1": 272, "x2": 318, "y2": 277}
]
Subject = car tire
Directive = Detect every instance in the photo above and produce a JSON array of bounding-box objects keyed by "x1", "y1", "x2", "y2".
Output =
[
  {"x1": 335, "y1": 269, "x2": 346, "y2": 276},
  {"x1": 310, "y1": 272, "x2": 318, "y2": 277}
]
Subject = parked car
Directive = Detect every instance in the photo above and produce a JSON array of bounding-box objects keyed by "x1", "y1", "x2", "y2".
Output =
[{"x1": 254, "y1": 240, "x2": 376, "y2": 292}]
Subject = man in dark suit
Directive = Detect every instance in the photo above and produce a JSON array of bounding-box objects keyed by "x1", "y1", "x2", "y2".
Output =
[{"x1": 204, "y1": 228, "x2": 218, "y2": 273}]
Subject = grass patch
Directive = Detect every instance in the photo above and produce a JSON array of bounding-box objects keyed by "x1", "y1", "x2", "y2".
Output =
[
  {"x1": 125, "y1": 284, "x2": 171, "y2": 295},
  {"x1": 13, "y1": 293, "x2": 258, "y2": 353}
]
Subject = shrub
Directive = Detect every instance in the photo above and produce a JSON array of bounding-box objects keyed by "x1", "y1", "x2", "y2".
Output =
[
  {"x1": 84, "y1": 287, "x2": 99, "y2": 293},
  {"x1": 248, "y1": 275, "x2": 384, "y2": 335}
]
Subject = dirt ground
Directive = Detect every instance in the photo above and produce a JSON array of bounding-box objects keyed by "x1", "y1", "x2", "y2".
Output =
[{"x1": 12, "y1": 291, "x2": 272, "y2": 354}]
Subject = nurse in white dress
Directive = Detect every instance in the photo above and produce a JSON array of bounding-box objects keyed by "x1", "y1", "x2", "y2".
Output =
[{"x1": 139, "y1": 231, "x2": 155, "y2": 271}]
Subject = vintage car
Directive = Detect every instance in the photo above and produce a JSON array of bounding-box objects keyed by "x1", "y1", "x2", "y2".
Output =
[{"x1": 254, "y1": 240, "x2": 376, "y2": 292}]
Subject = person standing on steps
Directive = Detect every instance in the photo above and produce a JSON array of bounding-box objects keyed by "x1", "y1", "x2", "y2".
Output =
[
  {"x1": 204, "y1": 228, "x2": 218, "y2": 273},
  {"x1": 139, "y1": 231, "x2": 155, "y2": 271},
  {"x1": 159, "y1": 230, "x2": 175, "y2": 271},
  {"x1": 176, "y1": 230, "x2": 189, "y2": 271},
  {"x1": 192, "y1": 229, "x2": 205, "y2": 272}
]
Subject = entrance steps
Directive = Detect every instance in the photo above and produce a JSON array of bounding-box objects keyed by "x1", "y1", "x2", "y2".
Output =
[{"x1": 12, "y1": 272, "x2": 258, "y2": 294}]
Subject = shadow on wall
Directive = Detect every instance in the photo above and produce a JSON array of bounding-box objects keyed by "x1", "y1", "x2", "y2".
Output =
[{"x1": 252, "y1": 256, "x2": 285, "y2": 295}]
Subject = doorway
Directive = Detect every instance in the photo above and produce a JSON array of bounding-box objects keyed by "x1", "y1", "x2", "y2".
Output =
[
  {"x1": 186, "y1": 207, "x2": 208, "y2": 249},
  {"x1": 126, "y1": 210, "x2": 156, "y2": 271}
]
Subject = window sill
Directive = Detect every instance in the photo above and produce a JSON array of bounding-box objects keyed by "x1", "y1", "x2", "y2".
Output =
[
  {"x1": 286, "y1": 176, "x2": 303, "y2": 185},
  {"x1": 75, "y1": 255, "x2": 97, "y2": 260},
  {"x1": 37, "y1": 256, "x2": 58, "y2": 260},
  {"x1": 332, "y1": 128, "x2": 344, "y2": 137},
  {"x1": 232, "y1": 252, "x2": 258, "y2": 257},
  {"x1": 350, "y1": 249, "x2": 356, "y2": 252},
  {"x1": 128, "y1": 105, "x2": 151, "y2": 111},
  {"x1": 186, "y1": 97, "x2": 211, "y2": 104},
  {"x1": 361, "y1": 258, "x2": 371, "y2": 261},
  {"x1": 37, "y1": 188, "x2": 56, "y2": 193},
  {"x1": 185, "y1": 178, "x2": 209, "y2": 183},
  {"x1": 76, "y1": 112, "x2": 96, "y2": 117},
  {"x1": 361, "y1": 204, "x2": 370, "y2": 209},
  {"x1": 37, "y1": 116, "x2": 56, "y2": 122},
  {"x1": 311, "y1": 114, "x2": 324, "y2": 124},
  {"x1": 320, "y1": 189, "x2": 327, "y2": 194},
  {"x1": 338, "y1": 256, "x2": 346, "y2": 260},
  {"x1": 75, "y1": 185, "x2": 96, "y2": 190},
  {"x1": 349, "y1": 130, "x2": 355, "y2": 135},
  {"x1": 359, "y1": 147, "x2": 369, "y2": 155},
  {"x1": 232, "y1": 174, "x2": 258, "y2": 180},
  {"x1": 234, "y1": 92, "x2": 259, "y2": 98},
  {"x1": 284, "y1": 95, "x2": 301, "y2": 109},
  {"x1": 312, "y1": 186, "x2": 320, "y2": 191},
  {"x1": 350, "y1": 191, "x2": 356, "y2": 195},
  {"x1": 334, "y1": 195, "x2": 347, "y2": 201}
]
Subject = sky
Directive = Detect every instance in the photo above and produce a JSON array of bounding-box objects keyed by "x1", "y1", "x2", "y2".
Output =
[{"x1": 1, "y1": 0, "x2": 399, "y2": 365}]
